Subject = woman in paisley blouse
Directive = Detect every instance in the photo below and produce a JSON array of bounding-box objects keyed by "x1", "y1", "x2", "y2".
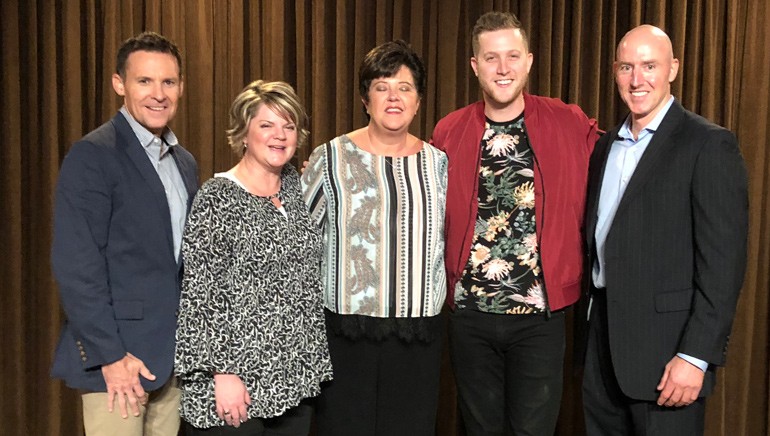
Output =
[
  {"x1": 175, "y1": 80, "x2": 331, "y2": 435},
  {"x1": 302, "y1": 41, "x2": 448, "y2": 436}
]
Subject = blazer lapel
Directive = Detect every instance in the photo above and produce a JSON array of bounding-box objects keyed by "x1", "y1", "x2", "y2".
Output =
[
  {"x1": 112, "y1": 114, "x2": 175, "y2": 258},
  {"x1": 585, "y1": 126, "x2": 618, "y2": 253},
  {"x1": 612, "y1": 101, "x2": 685, "y2": 222}
]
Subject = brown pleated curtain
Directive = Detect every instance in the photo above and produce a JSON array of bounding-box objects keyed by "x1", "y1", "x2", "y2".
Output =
[{"x1": 1, "y1": 1, "x2": 768, "y2": 435}]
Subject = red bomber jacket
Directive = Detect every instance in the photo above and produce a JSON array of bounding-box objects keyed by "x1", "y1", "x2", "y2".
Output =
[{"x1": 431, "y1": 93, "x2": 600, "y2": 311}]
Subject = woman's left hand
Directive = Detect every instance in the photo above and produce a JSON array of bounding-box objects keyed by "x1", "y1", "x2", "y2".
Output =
[{"x1": 214, "y1": 373, "x2": 252, "y2": 427}]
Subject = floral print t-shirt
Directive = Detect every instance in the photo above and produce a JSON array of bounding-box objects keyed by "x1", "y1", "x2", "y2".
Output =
[{"x1": 454, "y1": 114, "x2": 546, "y2": 314}]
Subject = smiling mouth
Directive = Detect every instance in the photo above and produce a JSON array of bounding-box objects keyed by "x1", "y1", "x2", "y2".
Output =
[
  {"x1": 268, "y1": 145, "x2": 286, "y2": 151},
  {"x1": 496, "y1": 79, "x2": 512, "y2": 85},
  {"x1": 385, "y1": 107, "x2": 403, "y2": 113},
  {"x1": 146, "y1": 106, "x2": 167, "y2": 111}
]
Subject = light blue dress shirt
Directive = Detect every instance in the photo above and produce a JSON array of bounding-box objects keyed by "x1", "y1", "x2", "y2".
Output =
[
  {"x1": 120, "y1": 107, "x2": 188, "y2": 262},
  {"x1": 591, "y1": 97, "x2": 707, "y2": 372}
]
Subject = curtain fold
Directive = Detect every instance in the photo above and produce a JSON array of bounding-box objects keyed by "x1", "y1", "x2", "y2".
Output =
[{"x1": 1, "y1": 1, "x2": 767, "y2": 434}]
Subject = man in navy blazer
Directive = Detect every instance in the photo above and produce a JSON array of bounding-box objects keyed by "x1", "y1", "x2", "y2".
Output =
[
  {"x1": 582, "y1": 25, "x2": 748, "y2": 434},
  {"x1": 51, "y1": 32, "x2": 198, "y2": 435}
]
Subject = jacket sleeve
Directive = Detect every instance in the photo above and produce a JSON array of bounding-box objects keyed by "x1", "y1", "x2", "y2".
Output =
[
  {"x1": 51, "y1": 141, "x2": 127, "y2": 369},
  {"x1": 175, "y1": 184, "x2": 240, "y2": 378},
  {"x1": 678, "y1": 129, "x2": 748, "y2": 366},
  {"x1": 301, "y1": 145, "x2": 328, "y2": 227}
]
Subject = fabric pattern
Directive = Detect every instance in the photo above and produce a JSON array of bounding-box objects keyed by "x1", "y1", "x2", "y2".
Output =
[
  {"x1": 302, "y1": 135, "x2": 448, "y2": 318},
  {"x1": 175, "y1": 166, "x2": 332, "y2": 428},
  {"x1": 455, "y1": 116, "x2": 546, "y2": 314}
]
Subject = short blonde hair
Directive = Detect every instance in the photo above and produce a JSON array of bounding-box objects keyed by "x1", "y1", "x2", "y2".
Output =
[
  {"x1": 472, "y1": 11, "x2": 529, "y2": 55},
  {"x1": 227, "y1": 80, "x2": 310, "y2": 157}
]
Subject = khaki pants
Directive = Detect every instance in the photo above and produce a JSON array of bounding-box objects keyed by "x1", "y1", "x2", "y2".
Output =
[{"x1": 81, "y1": 377, "x2": 181, "y2": 436}]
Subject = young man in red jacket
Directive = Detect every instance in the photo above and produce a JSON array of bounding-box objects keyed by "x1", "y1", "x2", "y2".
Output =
[{"x1": 431, "y1": 11, "x2": 600, "y2": 436}]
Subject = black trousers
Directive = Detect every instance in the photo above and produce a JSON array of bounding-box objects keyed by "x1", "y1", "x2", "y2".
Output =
[
  {"x1": 582, "y1": 290, "x2": 706, "y2": 436},
  {"x1": 315, "y1": 324, "x2": 443, "y2": 436},
  {"x1": 183, "y1": 402, "x2": 313, "y2": 436},
  {"x1": 449, "y1": 308, "x2": 566, "y2": 436}
]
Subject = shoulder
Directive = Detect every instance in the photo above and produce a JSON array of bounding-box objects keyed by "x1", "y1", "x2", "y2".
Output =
[
  {"x1": 672, "y1": 105, "x2": 737, "y2": 146},
  {"x1": 434, "y1": 102, "x2": 483, "y2": 131},
  {"x1": 525, "y1": 93, "x2": 591, "y2": 121},
  {"x1": 194, "y1": 177, "x2": 239, "y2": 205},
  {"x1": 422, "y1": 142, "x2": 448, "y2": 161}
]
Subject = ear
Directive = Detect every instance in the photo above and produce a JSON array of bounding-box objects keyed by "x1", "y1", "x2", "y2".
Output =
[
  {"x1": 668, "y1": 58, "x2": 680, "y2": 83},
  {"x1": 362, "y1": 97, "x2": 370, "y2": 114},
  {"x1": 179, "y1": 79, "x2": 185, "y2": 98},
  {"x1": 525, "y1": 52, "x2": 534, "y2": 73},
  {"x1": 470, "y1": 57, "x2": 479, "y2": 77},
  {"x1": 112, "y1": 73, "x2": 125, "y2": 96}
]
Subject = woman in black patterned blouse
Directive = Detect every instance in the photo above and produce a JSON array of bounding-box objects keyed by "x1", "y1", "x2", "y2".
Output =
[{"x1": 175, "y1": 80, "x2": 332, "y2": 435}]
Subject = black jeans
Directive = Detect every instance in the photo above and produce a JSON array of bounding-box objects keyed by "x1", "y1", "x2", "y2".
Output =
[
  {"x1": 449, "y1": 309, "x2": 566, "y2": 436},
  {"x1": 184, "y1": 402, "x2": 313, "y2": 436}
]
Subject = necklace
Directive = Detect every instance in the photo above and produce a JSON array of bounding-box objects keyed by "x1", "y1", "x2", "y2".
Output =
[{"x1": 264, "y1": 192, "x2": 280, "y2": 201}]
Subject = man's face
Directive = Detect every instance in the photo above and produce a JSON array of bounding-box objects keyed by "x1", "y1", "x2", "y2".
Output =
[
  {"x1": 614, "y1": 29, "x2": 679, "y2": 128},
  {"x1": 112, "y1": 50, "x2": 183, "y2": 136},
  {"x1": 471, "y1": 28, "x2": 533, "y2": 112}
]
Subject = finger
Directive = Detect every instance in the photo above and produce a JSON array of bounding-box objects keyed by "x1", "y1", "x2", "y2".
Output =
[
  {"x1": 106, "y1": 390, "x2": 116, "y2": 413},
  {"x1": 656, "y1": 383, "x2": 674, "y2": 406},
  {"x1": 138, "y1": 364, "x2": 156, "y2": 382},
  {"x1": 229, "y1": 410, "x2": 241, "y2": 428},
  {"x1": 665, "y1": 388, "x2": 683, "y2": 407},
  {"x1": 117, "y1": 392, "x2": 129, "y2": 419},
  {"x1": 127, "y1": 391, "x2": 142, "y2": 417},
  {"x1": 237, "y1": 402, "x2": 248, "y2": 422},
  {"x1": 656, "y1": 368, "x2": 670, "y2": 391},
  {"x1": 244, "y1": 389, "x2": 252, "y2": 405}
]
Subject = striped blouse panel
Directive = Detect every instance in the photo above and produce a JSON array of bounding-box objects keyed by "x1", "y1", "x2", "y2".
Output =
[{"x1": 302, "y1": 135, "x2": 447, "y2": 318}]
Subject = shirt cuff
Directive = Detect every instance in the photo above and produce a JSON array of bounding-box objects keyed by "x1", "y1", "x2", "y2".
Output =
[{"x1": 676, "y1": 353, "x2": 708, "y2": 372}]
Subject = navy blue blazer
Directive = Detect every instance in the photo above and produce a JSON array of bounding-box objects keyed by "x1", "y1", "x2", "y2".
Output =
[
  {"x1": 584, "y1": 100, "x2": 748, "y2": 401},
  {"x1": 51, "y1": 112, "x2": 199, "y2": 392}
]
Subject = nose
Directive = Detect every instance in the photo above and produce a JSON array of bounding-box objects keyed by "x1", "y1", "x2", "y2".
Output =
[
  {"x1": 630, "y1": 67, "x2": 643, "y2": 86},
  {"x1": 150, "y1": 83, "x2": 166, "y2": 101},
  {"x1": 274, "y1": 126, "x2": 287, "y2": 140},
  {"x1": 387, "y1": 88, "x2": 399, "y2": 101},
  {"x1": 497, "y1": 59, "x2": 510, "y2": 75}
]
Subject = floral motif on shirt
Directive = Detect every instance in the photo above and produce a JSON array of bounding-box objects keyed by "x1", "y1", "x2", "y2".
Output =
[{"x1": 455, "y1": 116, "x2": 546, "y2": 314}]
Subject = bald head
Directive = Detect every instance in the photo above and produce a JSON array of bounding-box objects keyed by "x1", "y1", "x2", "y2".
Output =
[
  {"x1": 614, "y1": 24, "x2": 680, "y2": 135},
  {"x1": 617, "y1": 25, "x2": 675, "y2": 61}
]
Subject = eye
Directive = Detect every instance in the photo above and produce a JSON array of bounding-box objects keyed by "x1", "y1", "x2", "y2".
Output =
[
  {"x1": 163, "y1": 79, "x2": 177, "y2": 86},
  {"x1": 399, "y1": 85, "x2": 413, "y2": 92},
  {"x1": 138, "y1": 78, "x2": 149, "y2": 84},
  {"x1": 374, "y1": 85, "x2": 388, "y2": 92},
  {"x1": 644, "y1": 64, "x2": 655, "y2": 71},
  {"x1": 260, "y1": 123, "x2": 272, "y2": 129},
  {"x1": 285, "y1": 124, "x2": 297, "y2": 131}
]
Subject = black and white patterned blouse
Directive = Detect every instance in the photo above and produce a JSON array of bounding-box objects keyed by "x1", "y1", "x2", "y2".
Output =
[{"x1": 174, "y1": 166, "x2": 332, "y2": 429}]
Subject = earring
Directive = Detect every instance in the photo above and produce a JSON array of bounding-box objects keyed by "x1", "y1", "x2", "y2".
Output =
[{"x1": 243, "y1": 142, "x2": 247, "y2": 148}]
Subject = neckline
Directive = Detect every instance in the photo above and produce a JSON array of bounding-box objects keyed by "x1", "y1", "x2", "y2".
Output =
[
  {"x1": 215, "y1": 172, "x2": 282, "y2": 201},
  {"x1": 341, "y1": 134, "x2": 424, "y2": 158}
]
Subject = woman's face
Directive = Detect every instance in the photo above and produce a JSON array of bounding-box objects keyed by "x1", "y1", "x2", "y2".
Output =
[
  {"x1": 364, "y1": 65, "x2": 420, "y2": 133},
  {"x1": 243, "y1": 104, "x2": 298, "y2": 171}
]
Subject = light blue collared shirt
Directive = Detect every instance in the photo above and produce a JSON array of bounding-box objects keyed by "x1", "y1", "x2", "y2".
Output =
[
  {"x1": 591, "y1": 97, "x2": 707, "y2": 372},
  {"x1": 120, "y1": 107, "x2": 188, "y2": 262}
]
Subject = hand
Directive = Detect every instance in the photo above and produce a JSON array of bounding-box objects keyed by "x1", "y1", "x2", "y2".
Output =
[
  {"x1": 214, "y1": 374, "x2": 251, "y2": 427},
  {"x1": 656, "y1": 355, "x2": 705, "y2": 407},
  {"x1": 300, "y1": 160, "x2": 309, "y2": 174},
  {"x1": 101, "y1": 352, "x2": 156, "y2": 418}
]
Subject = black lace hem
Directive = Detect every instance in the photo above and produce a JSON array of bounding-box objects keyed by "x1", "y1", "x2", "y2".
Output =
[{"x1": 324, "y1": 309, "x2": 442, "y2": 343}]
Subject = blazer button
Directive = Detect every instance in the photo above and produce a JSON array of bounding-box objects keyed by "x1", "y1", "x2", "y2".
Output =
[{"x1": 81, "y1": 356, "x2": 87, "y2": 362}]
